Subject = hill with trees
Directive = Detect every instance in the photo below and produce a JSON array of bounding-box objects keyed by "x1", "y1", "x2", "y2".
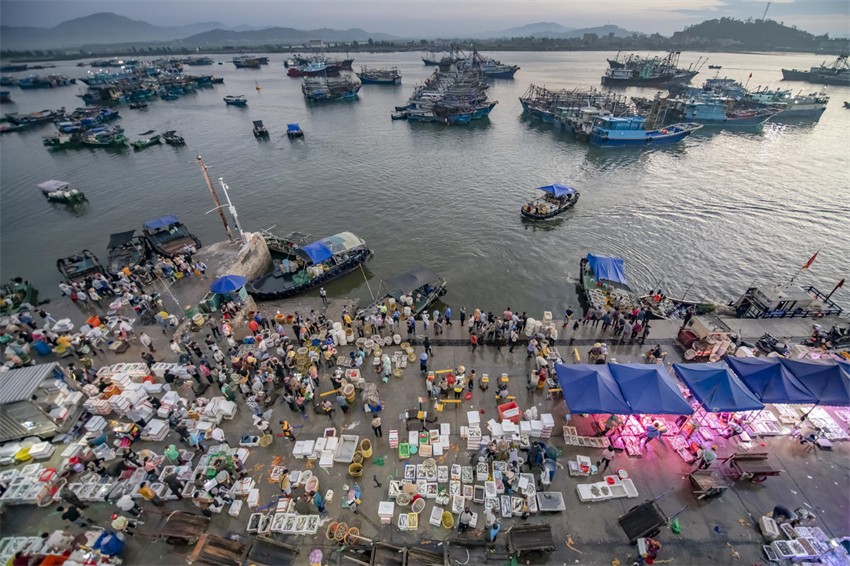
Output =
[{"x1": 673, "y1": 17, "x2": 831, "y2": 51}]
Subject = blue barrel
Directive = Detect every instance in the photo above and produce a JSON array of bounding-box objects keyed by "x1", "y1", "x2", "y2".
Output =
[{"x1": 32, "y1": 340, "x2": 52, "y2": 356}]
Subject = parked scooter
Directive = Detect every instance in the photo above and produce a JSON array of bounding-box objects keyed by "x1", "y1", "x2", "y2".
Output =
[{"x1": 756, "y1": 333, "x2": 789, "y2": 356}]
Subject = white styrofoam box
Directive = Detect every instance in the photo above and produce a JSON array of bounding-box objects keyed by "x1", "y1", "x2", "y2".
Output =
[
  {"x1": 467, "y1": 411, "x2": 480, "y2": 425},
  {"x1": 433, "y1": 444, "x2": 443, "y2": 456},
  {"x1": 142, "y1": 382, "x2": 163, "y2": 394},
  {"x1": 408, "y1": 431, "x2": 418, "y2": 445},
  {"x1": 502, "y1": 421, "x2": 517, "y2": 433},
  {"x1": 325, "y1": 437, "x2": 339, "y2": 452},
  {"x1": 229, "y1": 500, "x2": 243, "y2": 517},
  {"x1": 293, "y1": 441, "x2": 306, "y2": 458},
  {"x1": 84, "y1": 416, "x2": 106, "y2": 431},
  {"x1": 378, "y1": 501, "x2": 395, "y2": 516},
  {"x1": 430, "y1": 506, "x2": 444, "y2": 526},
  {"x1": 247, "y1": 489, "x2": 259, "y2": 507},
  {"x1": 441, "y1": 423, "x2": 451, "y2": 436}
]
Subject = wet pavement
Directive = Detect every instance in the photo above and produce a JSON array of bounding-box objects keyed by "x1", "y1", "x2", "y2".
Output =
[{"x1": 3, "y1": 269, "x2": 849, "y2": 566}]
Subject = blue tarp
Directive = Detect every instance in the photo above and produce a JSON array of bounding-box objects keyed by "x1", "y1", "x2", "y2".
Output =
[
  {"x1": 586, "y1": 253, "x2": 628, "y2": 285},
  {"x1": 287, "y1": 123, "x2": 301, "y2": 131},
  {"x1": 555, "y1": 363, "x2": 632, "y2": 415},
  {"x1": 726, "y1": 357, "x2": 818, "y2": 404},
  {"x1": 610, "y1": 363, "x2": 694, "y2": 415},
  {"x1": 672, "y1": 362, "x2": 764, "y2": 412},
  {"x1": 779, "y1": 358, "x2": 850, "y2": 407},
  {"x1": 539, "y1": 184, "x2": 577, "y2": 198},
  {"x1": 296, "y1": 241, "x2": 333, "y2": 264},
  {"x1": 210, "y1": 274, "x2": 247, "y2": 294},
  {"x1": 143, "y1": 215, "x2": 179, "y2": 230}
]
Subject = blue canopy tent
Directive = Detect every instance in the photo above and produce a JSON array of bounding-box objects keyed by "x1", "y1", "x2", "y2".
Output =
[
  {"x1": 554, "y1": 363, "x2": 632, "y2": 415},
  {"x1": 610, "y1": 363, "x2": 694, "y2": 415},
  {"x1": 726, "y1": 357, "x2": 818, "y2": 404},
  {"x1": 586, "y1": 253, "x2": 628, "y2": 285},
  {"x1": 538, "y1": 184, "x2": 578, "y2": 198},
  {"x1": 287, "y1": 123, "x2": 301, "y2": 132},
  {"x1": 210, "y1": 274, "x2": 247, "y2": 294},
  {"x1": 672, "y1": 362, "x2": 764, "y2": 413},
  {"x1": 294, "y1": 241, "x2": 333, "y2": 264},
  {"x1": 143, "y1": 215, "x2": 179, "y2": 230},
  {"x1": 778, "y1": 358, "x2": 850, "y2": 407}
]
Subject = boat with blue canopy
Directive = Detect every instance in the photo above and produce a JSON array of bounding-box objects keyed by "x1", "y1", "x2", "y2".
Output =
[
  {"x1": 521, "y1": 184, "x2": 580, "y2": 220},
  {"x1": 142, "y1": 215, "x2": 201, "y2": 258},
  {"x1": 589, "y1": 115, "x2": 701, "y2": 148},
  {"x1": 579, "y1": 253, "x2": 637, "y2": 312},
  {"x1": 286, "y1": 123, "x2": 303, "y2": 138},
  {"x1": 247, "y1": 232, "x2": 372, "y2": 300}
]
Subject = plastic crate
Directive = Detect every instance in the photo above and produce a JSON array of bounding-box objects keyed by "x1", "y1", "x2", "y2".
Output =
[{"x1": 498, "y1": 401, "x2": 521, "y2": 424}]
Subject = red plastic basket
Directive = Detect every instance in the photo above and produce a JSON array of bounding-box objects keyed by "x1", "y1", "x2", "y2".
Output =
[{"x1": 498, "y1": 401, "x2": 521, "y2": 424}]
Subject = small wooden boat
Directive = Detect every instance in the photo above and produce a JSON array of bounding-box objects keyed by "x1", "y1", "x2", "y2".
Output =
[
  {"x1": 106, "y1": 230, "x2": 150, "y2": 276},
  {"x1": 163, "y1": 130, "x2": 185, "y2": 145},
  {"x1": 248, "y1": 232, "x2": 371, "y2": 300},
  {"x1": 57, "y1": 249, "x2": 104, "y2": 283},
  {"x1": 223, "y1": 94, "x2": 247, "y2": 106},
  {"x1": 129, "y1": 101, "x2": 148, "y2": 109},
  {"x1": 82, "y1": 127, "x2": 127, "y2": 146},
  {"x1": 359, "y1": 265, "x2": 446, "y2": 318},
  {"x1": 38, "y1": 179, "x2": 86, "y2": 204},
  {"x1": 286, "y1": 123, "x2": 303, "y2": 138},
  {"x1": 132, "y1": 130, "x2": 161, "y2": 150},
  {"x1": 708, "y1": 65, "x2": 722, "y2": 69},
  {"x1": 391, "y1": 111, "x2": 408, "y2": 120},
  {"x1": 0, "y1": 278, "x2": 39, "y2": 316},
  {"x1": 521, "y1": 184, "x2": 580, "y2": 220},
  {"x1": 142, "y1": 215, "x2": 202, "y2": 258},
  {"x1": 253, "y1": 120, "x2": 269, "y2": 138}
]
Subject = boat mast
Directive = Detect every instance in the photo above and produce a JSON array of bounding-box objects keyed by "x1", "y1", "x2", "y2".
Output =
[{"x1": 196, "y1": 155, "x2": 233, "y2": 240}]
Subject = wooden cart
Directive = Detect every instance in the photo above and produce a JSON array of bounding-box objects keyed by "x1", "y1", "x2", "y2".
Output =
[
  {"x1": 156, "y1": 511, "x2": 210, "y2": 545},
  {"x1": 688, "y1": 470, "x2": 727, "y2": 500},
  {"x1": 618, "y1": 489, "x2": 688, "y2": 545},
  {"x1": 720, "y1": 453, "x2": 782, "y2": 483},
  {"x1": 187, "y1": 534, "x2": 299, "y2": 566},
  {"x1": 506, "y1": 524, "x2": 556, "y2": 560}
]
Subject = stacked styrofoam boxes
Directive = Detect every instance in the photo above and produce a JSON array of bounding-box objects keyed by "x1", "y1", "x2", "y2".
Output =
[
  {"x1": 28, "y1": 442, "x2": 55, "y2": 460},
  {"x1": 142, "y1": 419, "x2": 168, "y2": 442},
  {"x1": 84, "y1": 396, "x2": 112, "y2": 415},
  {"x1": 82, "y1": 384, "x2": 101, "y2": 398},
  {"x1": 389, "y1": 430, "x2": 399, "y2": 448},
  {"x1": 108, "y1": 394, "x2": 133, "y2": 416},
  {"x1": 111, "y1": 373, "x2": 133, "y2": 390},
  {"x1": 126, "y1": 401, "x2": 154, "y2": 424},
  {"x1": 217, "y1": 399, "x2": 237, "y2": 420},
  {"x1": 159, "y1": 391, "x2": 180, "y2": 417},
  {"x1": 96, "y1": 365, "x2": 117, "y2": 381},
  {"x1": 378, "y1": 501, "x2": 395, "y2": 524},
  {"x1": 467, "y1": 411, "x2": 482, "y2": 451},
  {"x1": 541, "y1": 414, "x2": 555, "y2": 439},
  {"x1": 122, "y1": 363, "x2": 150, "y2": 378},
  {"x1": 529, "y1": 420, "x2": 543, "y2": 438},
  {"x1": 84, "y1": 415, "x2": 107, "y2": 432}
]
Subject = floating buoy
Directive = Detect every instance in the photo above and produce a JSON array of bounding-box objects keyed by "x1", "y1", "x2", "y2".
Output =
[{"x1": 255, "y1": 80, "x2": 261, "y2": 91}]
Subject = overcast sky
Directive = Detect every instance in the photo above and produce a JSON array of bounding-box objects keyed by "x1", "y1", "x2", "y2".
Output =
[{"x1": 2, "y1": 0, "x2": 848, "y2": 36}]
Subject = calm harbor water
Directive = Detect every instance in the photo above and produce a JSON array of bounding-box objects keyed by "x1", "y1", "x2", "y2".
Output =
[{"x1": 1, "y1": 50, "x2": 849, "y2": 313}]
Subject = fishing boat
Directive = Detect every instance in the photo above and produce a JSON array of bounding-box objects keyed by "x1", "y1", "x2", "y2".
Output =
[
  {"x1": 233, "y1": 56, "x2": 261, "y2": 69},
  {"x1": 286, "y1": 123, "x2": 303, "y2": 138},
  {"x1": 43, "y1": 131, "x2": 84, "y2": 148},
  {"x1": 637, "y1": 292, "x2": 715, "y2": 320},
  {"x1": 38, "y1": 180, "x2": 86, "y2": 204},
  {"x1": 160, "y1": 93, "x2": 179, "y2": 101},
  {"x1": 0, "y1": 278, "x2": 39, "y2": 316},
  {"x1": 601, "y1": 52, "x2": 701, "y2": 86},
  {"x1": 588, "y1": 115, "x2": 702, "y2": 148},
  {"x1": 18, "y1": 74, "x2": 74, "y2": 89},
  {"x1": 5, "y1": 107, "x2": 65, "y2": 125},
  {"x1": 0, "y1": 91, "x2": 11, "y2": 103},
  {"x1": 131, "y1": 130, "x2": 161, "y2": 150},
  {"x1": 359, "y1": 265, "x2": 447, "y2": 319},
  {"x1": 185, "y1": 56, "x2": 214, "y2": 66},
  {"x1": 163, "y1": 130, "x2": 185, "y2": 145},
  {"x1": 253, "y1": 120, "x2": 269, "y2": 138},
  {"x1": 57, "y1": 250, "x2": 104, "y2": 284},
  {"x1": 708, "y1": 65, "x2": 722, "y2": 70},
  {"x1": 288, "y1": 61, "x2": 338, "y2": 77},
  {"x1": 756, "y1": 90, "x2": 830, "y2": 119},
  {"x1": 458, "y1": 51, "x2": 520, "y2": 79},
  {"x1": 129, "y1": 101, "x2": 148, "y2": 109},
  {"x1": 0, "y1": 64, "x2": 28, "y2": 72},
  {"x1": 142, "y1": 215, "x2": 202, "y2": 258},
  {"x1": 579, "y1": 253, "x2": 637, "y2": 313},
  {"x1": 82, "y1": 127, "x2": 127, "y2": 147},
  {"x1": 845, "y1": 101, "x2": 850, "y2": 109},
  {"x1": 520, "y1": 184, "x2": 580, "y2": 220},
  {"x1": 1, "y1": 123, "x2": 27, "y2": 134},
  {"x1": 406, "y1": 59, "x2": 497, "y2": 124},
  {"x1": 422, "y1": 53, "x2": 442, "y2": 66},
  {"x1": 106, "y1": 231, "x2": 150, "y2": 276},
  {"x1": 356, "y1": 66, "x2": 401, "y2": 85},
  {"x1": 782, "y1": 55, "x2": 850, "y2": 86},
  {"x1": 680, "y1": 97, "x2": 778, "y2": 127},
  {"x1": 301, "y1": 76, "x2": 361, "y2": 101},
  {"x1": 223, "y1": 95, "x2": 247, "y2": 106},
  {"x1": 391, "y1": 110, "x2": 408, "y2": 120},
  {"x1": 248, "y1": 232, "x2": 372, "y2": 300}
]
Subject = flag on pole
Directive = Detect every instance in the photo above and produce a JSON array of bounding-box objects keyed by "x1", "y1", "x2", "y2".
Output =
[
  {"x1": 749, "y1": 73, "x2": 752, "y2": 79},
  {"x1": 801, "y1": 250, "x2": 819, "y2": 270}
]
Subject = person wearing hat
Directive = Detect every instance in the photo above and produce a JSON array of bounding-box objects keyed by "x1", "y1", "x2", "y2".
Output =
[
  {"x1": 598, "y1": 414, "x2": 622, "y2": 438},
  {"x1": 642, "y1": 421, "x2": 664, "y2": 449},
  {"x1": 695, "y1": 444, "x2": 717, "y2": 469}
]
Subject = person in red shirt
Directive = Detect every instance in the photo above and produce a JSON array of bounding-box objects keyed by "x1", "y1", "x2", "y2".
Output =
[
  {"x1": 248, "y1": 320, "x2": 259, "y2": 333},
  {"x1": 470, "y1": 334, "x2": 478, "y2": 352}
]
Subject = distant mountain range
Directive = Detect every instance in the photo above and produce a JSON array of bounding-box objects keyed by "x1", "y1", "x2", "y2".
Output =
[
  {"x1": 0, "y1": 12, "x2": 397, "y2": 51},
  {"x1": 477, "y1": 23, "x2": 637, "y2": 39}
]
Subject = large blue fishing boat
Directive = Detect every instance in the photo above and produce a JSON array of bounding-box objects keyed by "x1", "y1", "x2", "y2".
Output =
[
  {"x1": 681, "y1": 97, "x2": 777, "y2": 127},
  {"x1": 588, "y1": 115, "x2": 701, "y2": 148},
  {"x1": 356, "y1": 66, "x2": 401, "y2": 85},
  {"x1": 403, "y1": 58, "x2": 497, "y2": 124}
]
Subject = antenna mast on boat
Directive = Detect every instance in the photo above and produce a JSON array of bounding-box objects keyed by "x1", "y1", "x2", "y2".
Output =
[{"x1": 196, "y1": 155, "x2": 233, "y2": 240}]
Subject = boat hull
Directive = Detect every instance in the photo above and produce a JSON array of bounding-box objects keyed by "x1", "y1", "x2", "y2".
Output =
[
  {"x1": 589, "y1": 129, "x2": 692, "y2": 147},
  {"x1": 688, "y1": 114, "x2": 774, "y2": 127},
  {"x1": 484, "y1": 68, "x2": 518, "y2": 79},
  {"x1": 781, "y1": 69, "x2": 850, "y2": 86},
  {"x1": 520, "y1": 194, "x2": 580, "y2": 220},
  {"x1": 248, "y1": 250, "x2": 372, "y2": 300},
  {"x1": 770, "y1": 105, "x2": 827, "y2": 119},
  {"x1": 357, "y1": 76, "x2": 401, "y2": 85},
  {"x1": 602, "y1": 71, "x2": 697, "y2": 87}
]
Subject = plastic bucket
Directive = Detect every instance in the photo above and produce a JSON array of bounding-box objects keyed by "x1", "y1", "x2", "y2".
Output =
[
  {"x1": 393, "y1": 334, "x2": 401, "y2": 345},
  {"x1": 275, "y1": 314, "x2": 286, "y2": 324},
  {"x1": 348, "y1": 463, "x2": 363, "y2": 478},
  {"x1": 32, "y1": 340, "x2": 52, "y2": 356},
  {"x1": 333, "y1": 322, "x2": 343, "y2": 331},
  {"x1": 441, "y1": 511, "x2": 454, "y2": 529},
  {"x1": 343, "y1": 384, "x2": 355, "y2": 403},
  {"x1": 305, "y1": 477, "x2": 319, "y2": 493},
  {"x1": 360, "y1": 439, "x2": 372, "y2": 458}
]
